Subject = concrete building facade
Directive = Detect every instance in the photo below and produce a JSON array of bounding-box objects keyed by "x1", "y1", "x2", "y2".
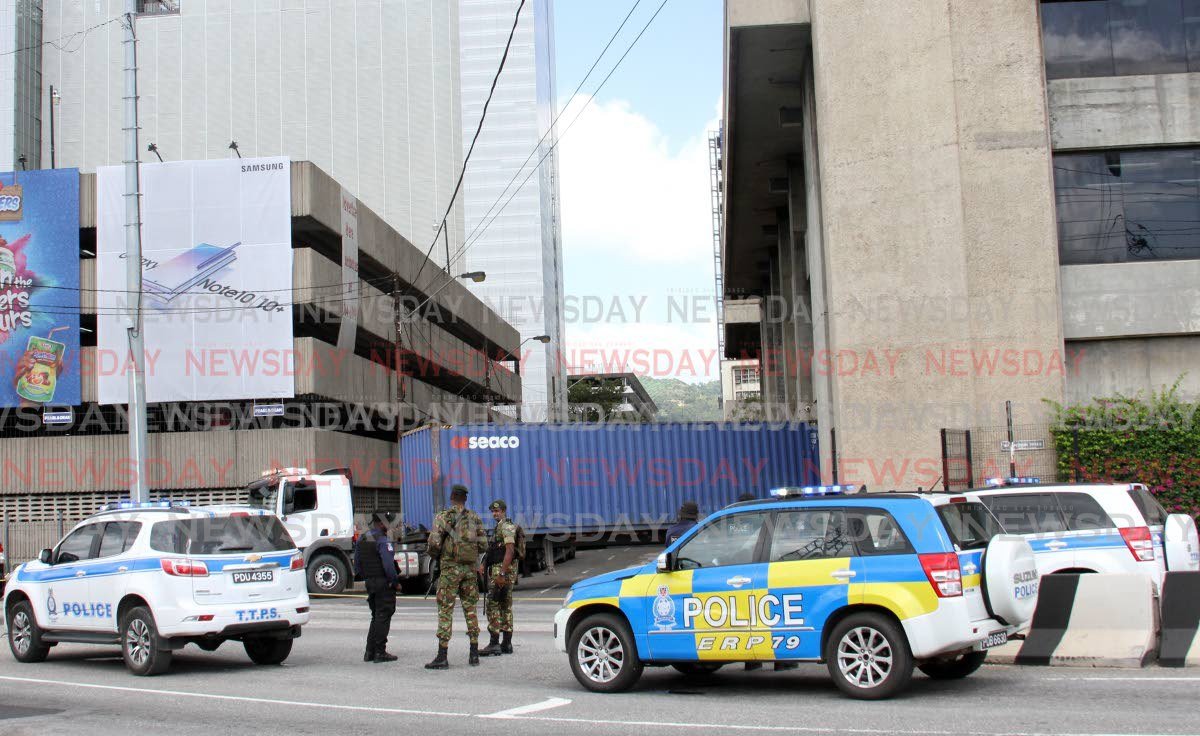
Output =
[
  {"x1": 40, "y1": 0, "x2": 466, "y2": 267},
  {"x1": 1, "y1": 0, "x2": 43, "y2": 172},
  {"x1": 457, "y1": 0, "x2": 567, "y2": 422},
  {"x1": 721, "y1": 0, "x2": 1200, "y2": 488},
  {"x1": 567, "y1": 371, "x2": 658, "y2": 422},
  {"x1": 0, "y1": 163, "x2": 521, "y2": 535}
]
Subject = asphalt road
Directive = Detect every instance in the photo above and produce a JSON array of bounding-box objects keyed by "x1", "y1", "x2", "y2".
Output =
[{"x1": 0, "y1": 546, "x2": 1197, "y2": 735}]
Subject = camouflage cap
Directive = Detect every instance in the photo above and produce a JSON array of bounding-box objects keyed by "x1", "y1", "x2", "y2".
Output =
[{"x1": 489, "y1": 499, "x2": 507, "y2": 511}]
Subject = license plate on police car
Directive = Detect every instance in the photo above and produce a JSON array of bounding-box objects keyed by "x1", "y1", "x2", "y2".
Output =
[
  {"x1": 983, "y1": 631, "x2": 1008, "y2": 648},
  {"x1": 232, "y1": 571, "x2": 274, "y2": 584}
]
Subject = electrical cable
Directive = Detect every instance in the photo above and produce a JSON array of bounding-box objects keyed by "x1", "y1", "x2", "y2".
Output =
[{"x1": 412, "y1": 0, "x2": 527, "y2": 287}]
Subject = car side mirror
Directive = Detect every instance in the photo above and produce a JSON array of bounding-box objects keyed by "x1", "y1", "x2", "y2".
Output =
[
  {"x1": 657, "y1": 552, "x2": 674, "y2": 573},
  {"x1": 39, "y1": 548, "x2": 53, "y2": 564}
]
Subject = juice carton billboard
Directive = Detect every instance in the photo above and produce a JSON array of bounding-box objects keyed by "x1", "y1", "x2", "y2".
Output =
[{"x1": 0, "y1": 169, "x2": 81, "y2": 408}]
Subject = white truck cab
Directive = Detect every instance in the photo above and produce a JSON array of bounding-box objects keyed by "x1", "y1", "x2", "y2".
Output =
[{"x1": 246, "y1": 468, "x2": 359, "y2": 594}]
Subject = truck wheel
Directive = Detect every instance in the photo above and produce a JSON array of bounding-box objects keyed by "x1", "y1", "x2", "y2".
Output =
[
  {"x1": 308, "y1": 555, "x2": 348, "y2": 594},
  {"x1": 824, "y1": 612, "x2": 912, "y2": 700},
  {"x1": 568, "y1": 613, "x2": 643, "y2": 693},
  {"x1": 244, "y1": 637, "x2": 293, "y2": 665},
  {"x1": 400, "y1": 574, "x2": 432, "y2": 595},
  {"x1": 7, "y1": 601, "x2": 50, "y2": 663},
  {"x1": 121, "y1": 606, "x2": 172, "y2": 676},
  {"x1": 919, "y1": 651, "x2": 987, "y2": 679}
]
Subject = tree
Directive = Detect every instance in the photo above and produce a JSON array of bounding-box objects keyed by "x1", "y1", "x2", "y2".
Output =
[{"x1": 568, "y1": 378, "x2": 638, "y2": 423}]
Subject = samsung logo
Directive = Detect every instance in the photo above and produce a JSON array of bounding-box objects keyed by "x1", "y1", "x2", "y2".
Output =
[
  {"x1": 241, "y1": 163, "x2": 285, "y2": 174},
  {"x1": 450, "y1": 435, "x2": 520, "y2": 450}
]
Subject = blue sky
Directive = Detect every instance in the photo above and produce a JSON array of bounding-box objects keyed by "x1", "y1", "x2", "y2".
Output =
[{"x1": 553, "y1": 0, "x2": 725, "y2": 383}]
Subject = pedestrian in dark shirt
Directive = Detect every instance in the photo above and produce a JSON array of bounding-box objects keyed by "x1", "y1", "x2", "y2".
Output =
[
  {"x1": 665, "y1": 501, "x2": 700, "y2": 545},
  {"x1": 354, "y1": 511, "x2": 399, "y2": 663}
]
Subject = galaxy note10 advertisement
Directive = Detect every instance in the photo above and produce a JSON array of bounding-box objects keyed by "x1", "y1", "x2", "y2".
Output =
[{"x1": 0, "y1": 169, "x2": 81, "y2": 409}]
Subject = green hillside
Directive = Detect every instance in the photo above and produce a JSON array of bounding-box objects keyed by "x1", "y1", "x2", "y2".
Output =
[{"x1": 640, "y1": 377, "x2": 722, "y2": 421}]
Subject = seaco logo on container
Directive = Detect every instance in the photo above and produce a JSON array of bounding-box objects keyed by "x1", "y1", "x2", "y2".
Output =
[{"x1": 450, "y1": 435, "x2": 521, "y2": 450}]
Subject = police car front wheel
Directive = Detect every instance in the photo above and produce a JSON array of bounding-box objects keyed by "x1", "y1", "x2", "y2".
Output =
[
  {"x1": 568, "y1": 613, "x2": 643, "y2": 693},
  {"x1": 120, "y1": 606, "x2": 172, "y2": 676},
  {"x1": 825, "y1": 613, "x2": 913, "y2": 700},
  {"x1": 7, "y1": 601, "x2": 50, "y2": 663}
]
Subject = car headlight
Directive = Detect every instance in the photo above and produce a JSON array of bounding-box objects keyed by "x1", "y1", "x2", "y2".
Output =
[{"x1": 562, "y1": 589, "x2": 574, "y2": 607}]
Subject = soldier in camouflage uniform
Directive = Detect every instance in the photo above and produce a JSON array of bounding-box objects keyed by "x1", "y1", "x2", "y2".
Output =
[
  {"x1": 424, "y1": 485, "x2": 487, "y2": 670},
  {"x1": 478, "y1": 499, "x2": 518, "y2": 656}
]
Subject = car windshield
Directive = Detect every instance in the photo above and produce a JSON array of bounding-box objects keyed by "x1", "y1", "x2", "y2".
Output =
[
  {"x1": 150, "y1": 516, "x2": 295, "y2": 555},
  {"x1": 937, "y1": 502, "x2": 1003, "y2": 550}
]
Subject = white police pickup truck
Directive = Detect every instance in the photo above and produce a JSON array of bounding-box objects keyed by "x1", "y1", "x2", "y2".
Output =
[{"x1": 3, "y1": 502, "x2": 310, "y2": 675}]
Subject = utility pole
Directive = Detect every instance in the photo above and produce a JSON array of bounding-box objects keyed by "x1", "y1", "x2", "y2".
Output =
[{"x1": 123, "y1": 0, "x2": 149, "y2": 502}]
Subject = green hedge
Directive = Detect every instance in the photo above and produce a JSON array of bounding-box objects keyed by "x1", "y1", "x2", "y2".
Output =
[{"x1": 1047, "y1": 380, "x2": 1200, "y2": 521}]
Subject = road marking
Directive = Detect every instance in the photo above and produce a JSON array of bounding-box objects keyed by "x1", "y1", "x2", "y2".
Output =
[
  {"x1": 0, "y1": 676, "x2": 472, "y2": 718},
  {"x1": 481, "y1": 697, "x2": 572, "y2": 719},
  {"x1": 539, "y1": 587, "x2": 557, "y2": 595},
  {"x1": 502, "y1": 714, "x2": 1197, "y2": 736},
  {"x1": 1043, "y1": 676, "x2": 1200, "y2": 682}
]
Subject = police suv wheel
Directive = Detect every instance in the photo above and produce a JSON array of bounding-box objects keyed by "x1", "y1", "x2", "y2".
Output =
[
  {"x1": 121, "y1": 606, "x2": 172, "y2": 676},
  {"x1": 244, "y1": 636, "x2": 293, "y2": 665},
  {"x1": 825, "y1": 613, "x2": 913, "y2": 700},
  {"x1": 307, "y1": 556, "x2": 348, "y2": 595},
  {"x1": 7, "y1": 601, "x2": 50, "y2": 663},
  {"x1": 918, "y1": 651, "x2": 987, "y2": 680},
  {"x1": 568, "y1": 613, "x2": 643, "y2": 693}
]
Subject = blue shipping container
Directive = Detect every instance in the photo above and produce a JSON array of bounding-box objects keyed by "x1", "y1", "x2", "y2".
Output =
[{"x1": 399, "y1": 422, "x2": 820, "y2": 535}]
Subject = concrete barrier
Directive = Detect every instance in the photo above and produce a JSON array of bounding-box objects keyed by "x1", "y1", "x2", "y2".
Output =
[
  {"x1": 1159, "y1": 571, "x2": 1200, "y2": 667},
  {"x1": 1012, "y1": 574, "x2": 1156, "y2": 668}
]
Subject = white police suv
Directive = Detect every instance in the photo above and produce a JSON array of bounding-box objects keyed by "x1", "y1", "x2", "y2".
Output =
[
  {"x1": 3, "y1": 502, "x2": 311, "y2": 675},
  {"x1": 555, "y1": 486, "x2": 1039, "y2": 699},
  {"x1": 958, "y1": 480, "x2": 1200, "y2": 589}
]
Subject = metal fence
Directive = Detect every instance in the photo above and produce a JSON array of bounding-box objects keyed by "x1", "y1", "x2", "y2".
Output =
[
  {"x1": 940, "y1": 424, "x2": 1082, "y2": 488},
  {"x1": 3, "y1": 516, "x2": 66, "y2": 569}
]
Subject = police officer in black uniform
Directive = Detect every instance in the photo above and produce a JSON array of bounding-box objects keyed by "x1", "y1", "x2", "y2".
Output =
[{"x1": 353, "y1": 511, "x2": 399, "y2": 663}]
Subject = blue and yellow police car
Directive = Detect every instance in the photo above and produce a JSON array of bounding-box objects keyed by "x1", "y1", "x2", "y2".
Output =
[{"x1": 554, "y1": 486, "x2": 1039, "y2": 699}]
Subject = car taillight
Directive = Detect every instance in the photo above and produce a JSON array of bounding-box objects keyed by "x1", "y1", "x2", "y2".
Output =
[
  {"x1": 919, "y1": 552, "x2": 963, "y2": 597},
  {"x1": 1120, "y1": 526, "x2": 1155, "y2": 562},
  {"x1": 351, "y1": 524, "x2": 361, "y2": 544},
  {"x1": 160, "y1": 558, "x2": 209, "y2": 577},
  {"x1": 290, "y1": 555, "x2": 305, "y2": 571}
]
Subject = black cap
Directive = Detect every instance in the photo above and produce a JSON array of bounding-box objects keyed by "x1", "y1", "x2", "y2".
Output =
[
  {"x1": 450, "y1": 484, "x2": 469, "y2": 500},
  {"x1": 679, "y1": 501, "x2": 699, "y2": 520},
  {"x1": 737, "y1": 493, "x2": 756, "y2": 502},
  {"x1": 371, "y1": 511, "x2": 396, "y2": 525}
]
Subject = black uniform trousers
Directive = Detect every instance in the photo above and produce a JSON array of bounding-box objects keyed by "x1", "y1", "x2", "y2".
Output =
[{"x1": 365, "y1": 577, "x2": 397, "y2": 655}]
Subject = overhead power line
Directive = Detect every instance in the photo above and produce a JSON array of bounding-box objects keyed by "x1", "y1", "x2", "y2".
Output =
[
  {"x1": 444, "y1": 0, "x2": 672, "y2": 274},
  {"x1": 412, "y1": 0, "x2": 528, "y2": 287}
]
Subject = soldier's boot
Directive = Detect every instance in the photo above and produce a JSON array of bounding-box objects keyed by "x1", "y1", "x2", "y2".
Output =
[
  {"x1": 479, "y1": 633, "x2": 503, "y2": 657},
  {"x1": 424, "y1": 645, "x2": 449, "y2": 670},
  {"x1": 372, "y1": 651, "x2": 398, "y2": 663},
  {"x1": 500, "y1": 632, "x2": 513, "y2": 654},
  {"x1": 469, "y1": 643, "x2": 480, "y2": 666}
]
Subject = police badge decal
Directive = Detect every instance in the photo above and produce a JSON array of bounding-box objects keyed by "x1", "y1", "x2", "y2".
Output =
[{"x1": 652, "y1": 585, "x2": 676, "y2": 630}]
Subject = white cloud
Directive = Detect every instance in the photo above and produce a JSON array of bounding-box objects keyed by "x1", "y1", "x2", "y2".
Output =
[
  {"x1": 558, "y1": 97, "x2": 715, "y2": 264},
  {"x1": 557, "y1": 96, "x2": 722, "y2": 382}
]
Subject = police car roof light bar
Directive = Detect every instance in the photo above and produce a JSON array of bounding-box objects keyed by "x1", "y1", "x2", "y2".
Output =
[{"x1": 769, "y1": 485, "x2": 857, "y2": 498}]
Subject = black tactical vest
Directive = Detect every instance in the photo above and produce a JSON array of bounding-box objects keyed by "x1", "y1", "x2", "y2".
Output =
[{"x1": 357, "y1": 530, "x2": 386, "y2": 579}]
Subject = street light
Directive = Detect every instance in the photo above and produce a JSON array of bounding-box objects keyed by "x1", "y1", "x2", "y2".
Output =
[
  {"x1": 50, "y1": 86, "x2": 61, "y2": 169},
  {"x1": 521, "y1": 334, "x2": 551, "y2": 346},
  {"x1": 393, "y1": 270, "x2": 487, "y2": 412}
]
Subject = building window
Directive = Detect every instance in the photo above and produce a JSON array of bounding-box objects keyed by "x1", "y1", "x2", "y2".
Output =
[
  {"x1": 1054, "y1": 147, "x2": 1200, "y2": 265},
  {"x1": 138, "y1": 0, "x2": 180, "y2": 15},
  {"x1": 1041, "y1": 0, "x2": 1200, "y2": 79},
  {"x1": 734, "y1": 390, "x2": 760, "y2": 401},
  {"x1": 733, "y1": 367, "x2": 759, "y2": 386}
]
